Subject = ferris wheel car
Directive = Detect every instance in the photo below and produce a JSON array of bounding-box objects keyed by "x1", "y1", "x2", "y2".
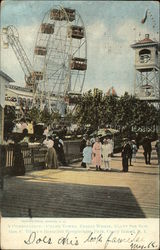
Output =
[
  {"x1": 68, "y1": 25, "x2": 84, "y2": 39},
  {"x1": 33, "y1": 5, "x2": 87, "y2": 111},
  {"x1": 40, "y1": 23, "x2": 54, "y2": 34},
  {"x1": 34, "y1": 46, "x2": 47, "y2": 56}
]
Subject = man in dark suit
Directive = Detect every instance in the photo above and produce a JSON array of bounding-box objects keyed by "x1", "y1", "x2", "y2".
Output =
[
  {"x1": 121, "y1": 138, "x2": 132, "y2": 172},
  {"x1": 142, "y1": 136, "x2": 152, "y2": 165},
  {"x1": 80, "y1": 134, "x2": 88, "y2": 167}
]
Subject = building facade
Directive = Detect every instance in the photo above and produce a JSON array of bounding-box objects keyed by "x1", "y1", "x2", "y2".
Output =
[{"x1": 0, "y1": 70, "x2": 14, "y2": 143}]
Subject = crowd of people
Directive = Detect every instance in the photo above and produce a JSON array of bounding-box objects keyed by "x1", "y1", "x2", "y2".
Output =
[
  {"x1": 121, "y1": 135, "x2": 160, "y2": 172},
  {"x1": 42, "y1": 134, "x2": 67, "y2": 169},
  {"x1": 42, "y1": 132, "x2": 154, "y2": 173},
  {"x1": 80, "y1": 135, "x2": 114, "y2": 171},
  {"x1": 12, "y1": 118, "x2": 34, "y2": 135},
  {"x1": 4, "y1": 118, "x2": 67, "y2": 175},
  {"x1": 3, "y1": 117, "x2": 160, "y2": 176},
  {"x1": 80, "y1": 134, "x2": 160, "y2": 173}
]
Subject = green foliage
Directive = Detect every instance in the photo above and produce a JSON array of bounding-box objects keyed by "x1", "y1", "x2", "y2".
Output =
[
  {"x1": 27, "y1": 107, "x2": 40, "y2": 123},
  {"x1": 27, "y1": 107, "x2": 61, "y2": 125},
  {"x1": 40, "y1": 108, "x2": 52, "y2": 124},
  {"x1": 65, "y1": 110, "x2": 76, "y2": 125},
  {"x1": 75, "y1": 89, "x2": 103, "y2": 129},
  {"x1": 74, "y1": 89, "x2": 159, "y2": 131}
]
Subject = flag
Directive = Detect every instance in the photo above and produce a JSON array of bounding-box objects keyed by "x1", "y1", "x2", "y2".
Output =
[{"x1": 141, "y1": 10, "x2": 148, "y2": 24}]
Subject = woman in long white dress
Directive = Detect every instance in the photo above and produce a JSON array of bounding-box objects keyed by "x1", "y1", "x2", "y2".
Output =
[
  {"x1": 43, "y1": 136, "x2": 58, "y2": 169},
  {"x1": 101, "y1": 139, "x2": 112, "y2": 171}
]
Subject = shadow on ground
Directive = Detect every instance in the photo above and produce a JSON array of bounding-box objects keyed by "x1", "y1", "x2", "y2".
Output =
[{"x1": 2, "y1": 177, "x2": 146, "y2": 218}]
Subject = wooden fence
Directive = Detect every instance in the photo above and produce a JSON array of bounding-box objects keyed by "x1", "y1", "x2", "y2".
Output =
[{"x1": 1, "y1": 140, "x2": 81, "y2": 176}]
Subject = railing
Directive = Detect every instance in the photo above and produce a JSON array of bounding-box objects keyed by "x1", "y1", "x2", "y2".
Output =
[
  {"x1": 2, "y1": 140, "x2": 82, "y2": 175},
  {"x1": 64, "y1": 140, "x2": 82, "y2": 162}
]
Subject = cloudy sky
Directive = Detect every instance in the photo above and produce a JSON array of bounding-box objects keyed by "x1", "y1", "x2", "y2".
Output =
[{"x1": 1, "y1": 0, "x2": 159, "y2": 96}]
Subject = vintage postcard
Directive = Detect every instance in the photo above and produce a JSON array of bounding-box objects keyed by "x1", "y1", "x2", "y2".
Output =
[{"x1": 0, "y1": 0, "x2": 159, "y2": 249}]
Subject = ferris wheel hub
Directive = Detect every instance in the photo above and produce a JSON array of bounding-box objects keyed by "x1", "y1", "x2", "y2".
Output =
[{"x1": 33, "y1": 5, "x2": 87, "y2": 113}]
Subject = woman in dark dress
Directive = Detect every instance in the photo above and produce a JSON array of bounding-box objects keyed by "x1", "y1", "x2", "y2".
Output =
[
  {"x1": 12, "y1": 138, "x2": 25, "y2": 176},
  {"x1": 53, "y1": 136, "x2": 67, "y2": 166}
]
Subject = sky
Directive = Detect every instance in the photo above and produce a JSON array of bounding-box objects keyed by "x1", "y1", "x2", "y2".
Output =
[{"x1": 1, "y1": 0, "x2": 159, "y2": 96}]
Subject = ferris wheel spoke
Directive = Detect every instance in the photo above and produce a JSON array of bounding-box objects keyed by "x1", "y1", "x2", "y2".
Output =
[
  {"x1": 72, "y1": 40, "x2": 86, "y2": 57},
  {"x1": 51, "y1": 70, "x2": 65, "y2": 93},
  {"x1": 33, "y1": 5, "x2": 87, "y2": 108},
  {"x1": 47, "y1": 63, "x2": 67, "y2": 79},
  {"x1": 57, "y1": 71, "x2": 66, "y2": 94},
  {"x1": 75, "y1": 15, "x2": 80, "y2": 26},
  {"x1": 72, "y1": 70, "x2": 80, "y2": 91}
]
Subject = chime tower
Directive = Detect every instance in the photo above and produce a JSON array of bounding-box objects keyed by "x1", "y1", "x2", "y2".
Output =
[{"x1": 131, "y1": 34, "x2": 160, "y2": 102}]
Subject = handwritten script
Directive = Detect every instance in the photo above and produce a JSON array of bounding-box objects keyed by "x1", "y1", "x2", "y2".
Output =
[{"x1": 24, "y1": 230, "x2": 158, "y2": 249}]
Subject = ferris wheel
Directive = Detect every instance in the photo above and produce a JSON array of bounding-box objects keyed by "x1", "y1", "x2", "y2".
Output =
[{"x1": 33, "y1": 5, "x2": 87, "y2": 110}]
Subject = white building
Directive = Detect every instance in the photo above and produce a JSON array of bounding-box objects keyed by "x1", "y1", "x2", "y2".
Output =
[
  {"x1": 5, "y1": 83, "x2": 67, "y2": 117},
  {"x1": 0, "y1": 70, "x2": 14, "y2": 143}
]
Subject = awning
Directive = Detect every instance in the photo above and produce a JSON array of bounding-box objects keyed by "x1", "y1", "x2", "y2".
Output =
[
  {"x1": 5, "y1": 100, "x2": 16, "y2": 106},
  {"x1": 105, "y1": 128, "x2": 119, "y2": 134},
  {"x1": 96, "y1": 128, "x2": 119, "y2": 137},
  {"x1": 6, "y1": 89, "x2": 18, "y2": 98}
]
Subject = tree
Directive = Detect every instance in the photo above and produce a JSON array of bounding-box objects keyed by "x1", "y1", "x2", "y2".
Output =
[
  {"x1": 115, "y1": 92, "x2": 136, "y2": 133},
  {"x1": 75, "y1": 89, "x2": 159, "y2": 136},
  {"x1": 102, "y1": 95, "x2": 119, "y2": 128},
  {"x1": 27, "y1": 107, "x2": 40, "y2": 123},
  {"x1": 27, "y1": 107, "x2": 61, "y2": 125},
  {"x1": 75, "y1": 89, "x2": 104, "y2": 130},
  {"x1": 40, "y1": 108, "x2": 52, "y2": 125}
]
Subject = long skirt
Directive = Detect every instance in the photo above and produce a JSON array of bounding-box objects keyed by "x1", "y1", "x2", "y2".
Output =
[
  {"x1": 12, "y1": 144, "x2": 25, "y2": 176},
  {"x1": 45, "y1": 147, "x2": 58, "y2": 169},
  {"x1": 122, "y1": 156, "x2": 128, "y2": 172},
  {"x1": 92, "y1": 150, "x2": 101, "y2": 166}
]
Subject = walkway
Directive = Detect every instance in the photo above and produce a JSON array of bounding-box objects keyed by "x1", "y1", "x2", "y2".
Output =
[{"x1": 1, "y1": 144, "x2": 159, "y2": 218}]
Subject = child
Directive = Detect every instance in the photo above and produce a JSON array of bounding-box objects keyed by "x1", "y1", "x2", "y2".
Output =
[
  {"x1": 92, "y1": 137, "x2": 102, "y2": 171},
  {"x1": 83, "y1": 140, "x2": 93, "y2": 170},
  {"x1": 132, "y1": 140, "x2": 137, "y2": 163}
]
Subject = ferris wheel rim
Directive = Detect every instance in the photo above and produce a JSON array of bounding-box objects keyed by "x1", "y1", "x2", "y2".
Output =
[{"x1": 33, "y1": 5, "x2": 87, "y2": 110}]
